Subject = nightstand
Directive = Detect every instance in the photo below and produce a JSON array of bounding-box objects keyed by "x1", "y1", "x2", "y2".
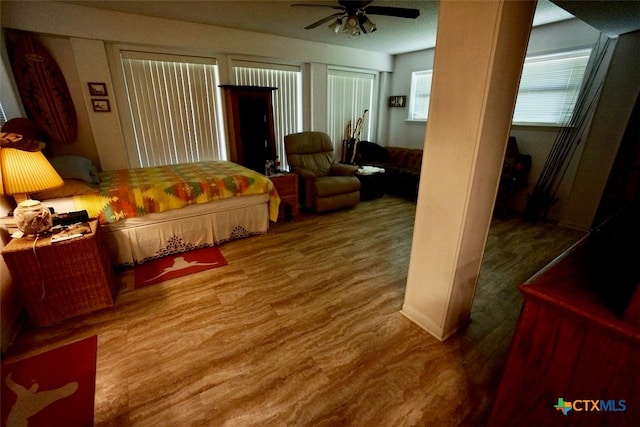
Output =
[
  {"x1": 269, "y1": 173, "x2": 299, "y2": 221},
  {"x1": 1, "y1": 220, "x2": 116, "y2": 327}
]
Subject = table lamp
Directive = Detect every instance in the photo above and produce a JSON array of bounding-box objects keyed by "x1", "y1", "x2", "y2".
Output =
[{"x1": 0, "y1": 137, "x2": 64, "y2": 236}]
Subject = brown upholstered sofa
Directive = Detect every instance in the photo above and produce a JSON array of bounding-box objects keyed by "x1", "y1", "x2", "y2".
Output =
[
  {"x1": 355, "y1": 141, "x2": 423, "y2": 200},
  {"x1": 355, "y1": 138, "x2": 531, "y2": 207}
]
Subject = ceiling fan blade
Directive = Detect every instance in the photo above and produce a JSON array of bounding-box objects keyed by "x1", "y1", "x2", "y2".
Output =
[
  {"x1": 305, "y1": 12, "x2": 345, "y2": 29},
  {"x1": 291, "y1": 3, "x2": 343, "y2": 10},
  {"x1": 338, "y1": 0, "x2": 373, "y2": 10},
  {"x1": 364, "y1": 6, "x2": 420, "y2": 19}
]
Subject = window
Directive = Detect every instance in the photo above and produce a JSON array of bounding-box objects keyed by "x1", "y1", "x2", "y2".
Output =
[
  {"x1": 0, "y1": 101, "x2": 6, "y2": 128},
  {"x1": 408, "y1": 70, "x2": 433, "y2": 121},
  {"x1": 327, "y1": 68, "x2": 377, "y2": 156},
  {"x1": 513, "y1": 49, "x2": 591, "y2": 125},
  {"x1": 120, "y1": 52, "x2": 226, "y2": 168},
  {"x1": 233, "y1": 61, "x2": 302, "y2": 170}
]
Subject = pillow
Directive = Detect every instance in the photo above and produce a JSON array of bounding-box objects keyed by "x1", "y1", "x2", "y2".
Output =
[
  {"x1": 49, "y1": 155, "x2": 100, "y2": 184},
  {"x1": 32, "y1": 179, "x2": 100, "y2": 200}
]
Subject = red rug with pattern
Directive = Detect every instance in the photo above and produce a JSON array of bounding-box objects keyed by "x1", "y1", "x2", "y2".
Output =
[
  {"x1": 1, "y1": 335, "x2": 97, "y2": 427},
  {"x1": 134, "y1": 246, "x2": 228, "y2": 288}
]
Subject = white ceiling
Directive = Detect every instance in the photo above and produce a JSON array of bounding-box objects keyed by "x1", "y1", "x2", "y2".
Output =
[{"x1": 65, "y1": 0, "x2": 577, "y2": 55}]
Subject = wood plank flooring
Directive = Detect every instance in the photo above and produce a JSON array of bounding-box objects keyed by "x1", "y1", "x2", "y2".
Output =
[{"x1": 1, "y1": 195, "x2": 585, "y2": 426}]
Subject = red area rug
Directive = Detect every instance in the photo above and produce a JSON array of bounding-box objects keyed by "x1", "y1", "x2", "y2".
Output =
[
  {"x1": 134, "y1": 246, "x2": 228, "y2": 288},
  {"x1": 1, "y1": 335, "x2": 97, "y2": 427}
]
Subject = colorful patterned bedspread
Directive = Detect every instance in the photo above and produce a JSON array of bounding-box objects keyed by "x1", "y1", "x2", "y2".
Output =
[{"x1": 72, "y1": 161, "x2": 280, "y2": 224}]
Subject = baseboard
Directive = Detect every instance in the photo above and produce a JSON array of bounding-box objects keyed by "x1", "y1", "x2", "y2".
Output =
[
  {"x1": 401, "y1": 305, "x2": 471, "y2": 342},
  {"x1": 400, "y1": 305, "x2": 446, "y2": 341}
]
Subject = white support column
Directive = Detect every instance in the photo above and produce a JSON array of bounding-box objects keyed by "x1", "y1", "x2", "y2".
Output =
[{"x1": 401, "y1": 0, "x2": 536, "y2": 341}]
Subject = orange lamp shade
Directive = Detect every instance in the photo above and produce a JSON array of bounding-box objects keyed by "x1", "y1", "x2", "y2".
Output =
[{"x1": 0, "y1": 147, "x2": 64, "y2": 196}]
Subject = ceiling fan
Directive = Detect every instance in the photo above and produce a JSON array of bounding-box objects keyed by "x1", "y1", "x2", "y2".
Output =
[{"x1": 292, "y1": 0, "x2": 420, "y2": 37}]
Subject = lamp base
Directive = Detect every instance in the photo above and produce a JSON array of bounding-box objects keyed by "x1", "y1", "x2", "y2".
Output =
[{"x1": 14, "y1": 199, "x2": 53, "y2": 236}]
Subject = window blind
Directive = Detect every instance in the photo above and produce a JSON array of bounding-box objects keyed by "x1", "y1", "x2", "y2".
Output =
[
  {"x1": 513, "y1": 49, "x2": 591, "y2": 125},
  {"x1": 120, "y1": 53, "x2": 225, "y2": 168},
  {"x1": 0, "y1": 101, "x2": 6, "y2": 129},
  {"x1": 408, "y1": 70, "x2": 433, "y2": 121},
  {"x1": 327, "y1": 68, "x2": 376, "y2": 153}
]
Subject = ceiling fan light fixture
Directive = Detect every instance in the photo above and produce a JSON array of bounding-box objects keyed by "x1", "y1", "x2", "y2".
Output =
[
  {"x1": 342, "y1": 14, "x2": 361, "y2": 37},
  {"x1": 295, "y1": 1, "x2": 420, "y2": 37},
  {"x1": 329, "y1": 18, "x2": 342, "y2": 33},
  {"x1": 359, "y1": 15, "x2": 377, "y2": 34}
]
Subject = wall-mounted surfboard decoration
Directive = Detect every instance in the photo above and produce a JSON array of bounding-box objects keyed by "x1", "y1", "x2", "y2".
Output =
[{"x1": 8, "y1": 31, "x2": 77, "y2": 144}]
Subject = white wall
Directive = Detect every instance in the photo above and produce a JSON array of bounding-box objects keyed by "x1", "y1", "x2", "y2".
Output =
[
  {"x1": 386, "y1": 48, "x2": 435, "y2": 149},
  {"x1": 1, "y1": 1, "x2": 393, "y2": 170}
]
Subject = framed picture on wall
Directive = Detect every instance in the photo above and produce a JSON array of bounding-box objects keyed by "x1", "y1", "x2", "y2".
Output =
[
  {"x1": 389, "y1": 95, "x2": 406, "y2": 108},
  {"x1": 88, "y1": 82, "x2": 108, "y2": 96},
  {"x1": 92, "y1": 99, "x2": 110, "y2": 112}
]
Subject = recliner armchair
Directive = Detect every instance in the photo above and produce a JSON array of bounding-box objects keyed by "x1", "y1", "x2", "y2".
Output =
[{"x1": 284, "y1": 132, "x2": 361, "y2": 212}]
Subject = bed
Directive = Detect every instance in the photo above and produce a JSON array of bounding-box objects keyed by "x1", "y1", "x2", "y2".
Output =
[{"x1": 36, "y1": 158, "x2": 280, "y2": 266}]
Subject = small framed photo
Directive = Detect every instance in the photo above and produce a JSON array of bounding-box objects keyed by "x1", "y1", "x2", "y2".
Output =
[
  {"x1": 88, "y1": 82, "x2": 108, "y2": 96},
  {"x1": 92, "y1": 99, "x2": 111, "y2": 113},
  {"x1": 389, "y1": 95, "x2": 406, "y2": 108}
]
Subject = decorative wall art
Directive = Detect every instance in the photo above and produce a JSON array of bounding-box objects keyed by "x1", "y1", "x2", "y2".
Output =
[
  {"x1": 91, "y1": 99, "x2": 110, "y2": 113},
  {"x1": 389, "y1": 95, "x2": 406, "y2": 108},
  {"x1": 87, "y1": 82, "x2": 107, "y2": 96},
  {"x1": 8, "y1": 30, "x2": 78, "y2": 144}
]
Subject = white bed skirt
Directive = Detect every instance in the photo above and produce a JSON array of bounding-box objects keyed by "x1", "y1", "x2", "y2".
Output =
[{"x1": 46, "y1": 194, "x2": 270, "y2": 266}]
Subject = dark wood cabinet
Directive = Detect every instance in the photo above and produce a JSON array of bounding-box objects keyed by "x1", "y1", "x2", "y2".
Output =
[{"x1": 220, "y1": 85, "x2": 277, "y2": 174}]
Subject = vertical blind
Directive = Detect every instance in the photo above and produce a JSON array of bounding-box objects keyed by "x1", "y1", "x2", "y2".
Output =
[
  {"x1": 233, "y1": 61, "x2": 302, "y2": 170},
  {"x1": 120, "y1": 52, "x2": 225, "y2": 168},
  {"x1": 513, "y1": 49, "x2": 591, "y2": 124},
  {"x1": 327, "y1": 69, "x2": 376, "y2": 154}
]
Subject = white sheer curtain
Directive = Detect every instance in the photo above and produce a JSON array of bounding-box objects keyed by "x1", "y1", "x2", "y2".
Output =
[
  {"x1": 233, "y1": 61, "x2": 302, "y2": 171},
  {"x1": 120, "y1": 51, "x2": 226, "y2": 168}
]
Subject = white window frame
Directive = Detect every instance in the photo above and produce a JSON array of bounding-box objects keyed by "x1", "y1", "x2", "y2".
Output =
[{"x1": 408, "y1": 70, "x2": 433, "y2": 122}]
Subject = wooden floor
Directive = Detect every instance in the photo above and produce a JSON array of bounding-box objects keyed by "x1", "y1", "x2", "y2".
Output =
[{"x1": 2, "y1": 195, "x2": 585, "y2": 426}]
